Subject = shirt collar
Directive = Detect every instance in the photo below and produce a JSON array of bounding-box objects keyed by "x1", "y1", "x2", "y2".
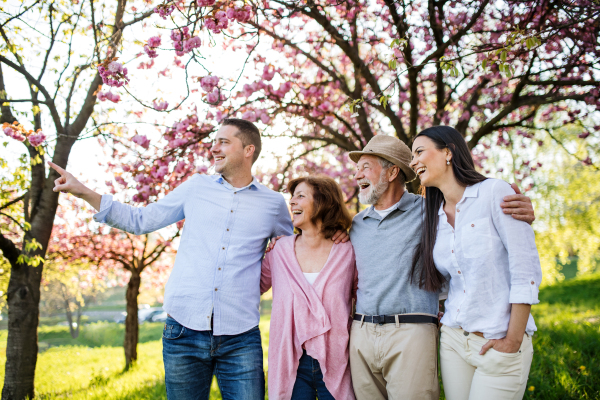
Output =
[
  {"x1": 213, "y1": 174, "x2": 259, "y2": 191},
  {"x1": 362, "y1": 190, "x2": 409, "y2": 220},
  {"x1": 437, "y1": 182, "x2": 482, "y2": 216}
]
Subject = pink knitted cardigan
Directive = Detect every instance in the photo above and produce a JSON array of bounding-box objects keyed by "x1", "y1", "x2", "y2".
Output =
[{"x1": 261, "y1": 235, "x2": 357, "y2": 400}]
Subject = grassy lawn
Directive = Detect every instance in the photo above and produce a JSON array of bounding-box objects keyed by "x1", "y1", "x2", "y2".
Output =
[{"x1": 0, "y1": 274, "x2": 598, "y2": 399}]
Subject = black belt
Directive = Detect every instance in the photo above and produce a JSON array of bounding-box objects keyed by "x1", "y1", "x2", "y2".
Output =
[{"x1": 353, "y1": 313, "x2": 438, "y2": 326}]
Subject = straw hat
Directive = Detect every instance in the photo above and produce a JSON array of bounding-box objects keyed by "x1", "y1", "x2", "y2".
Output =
[{"x1": 348, "y1": 135, "x2": 417, "y2": 182}]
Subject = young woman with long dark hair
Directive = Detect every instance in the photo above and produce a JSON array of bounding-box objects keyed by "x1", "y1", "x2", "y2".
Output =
[{"x1": 409, "y1": 126, "x2": 542, "y2": 400}]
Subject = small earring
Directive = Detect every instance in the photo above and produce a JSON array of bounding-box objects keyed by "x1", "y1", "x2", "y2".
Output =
[{"x1": 446, "y1": 160, "x2": 450, "y2": 165}]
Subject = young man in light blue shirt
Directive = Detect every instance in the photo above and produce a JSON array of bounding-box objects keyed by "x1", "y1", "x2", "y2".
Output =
[{"x1": 50, "y1": 119, "x2": 296, "y2": 399}]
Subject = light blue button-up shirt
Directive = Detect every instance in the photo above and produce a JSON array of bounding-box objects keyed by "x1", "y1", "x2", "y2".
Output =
[{"x1": 93, "y1": 173, "x2": 293, "y2": 335}]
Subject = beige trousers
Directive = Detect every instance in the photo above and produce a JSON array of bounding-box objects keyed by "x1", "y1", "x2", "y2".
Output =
[
  {"x1": 349, "y1": 319, "x2": 440, "y2": 400},
  {"x1": 440, "y1": 325, "x2": 534, "y2": 400}
]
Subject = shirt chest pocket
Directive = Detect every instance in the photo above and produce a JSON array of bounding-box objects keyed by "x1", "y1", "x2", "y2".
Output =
[{"x1": 460, "y1": 217, "x2": 493, "y2": 259}]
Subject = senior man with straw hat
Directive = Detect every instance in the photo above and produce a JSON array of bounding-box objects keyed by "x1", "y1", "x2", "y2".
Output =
[
  {"x1": 346, "y1": 133, "x2": 536, "y2": 400},
  {"x1": 347, "y1": 134, "x2": 441, "y2": 400}
]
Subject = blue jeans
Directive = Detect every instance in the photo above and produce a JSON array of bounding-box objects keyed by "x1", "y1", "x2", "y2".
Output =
[
  {"x1": 162, "y1": 316, "x2": 265, "y2": 400},
  {"x1": 290, "y1": 350, "x2": 335, "y2": 400}
]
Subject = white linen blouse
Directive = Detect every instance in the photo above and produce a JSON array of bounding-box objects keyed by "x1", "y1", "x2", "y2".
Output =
[{"x1": 434, "y1": 179, "x2": 542, "y2": 339}]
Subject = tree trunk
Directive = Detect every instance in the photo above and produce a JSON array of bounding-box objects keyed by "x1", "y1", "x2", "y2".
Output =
[
  {"x1": 124, "y1": 273, "x2": 141, "y2": 370},
  {"x1": 1, "y1": 260, "x2": 43, "y2": 400}
]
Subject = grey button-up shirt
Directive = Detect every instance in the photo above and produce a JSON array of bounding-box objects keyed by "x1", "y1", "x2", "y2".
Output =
[{"x1": 350, "y1": 190, "x2": 438, "y2": 316}]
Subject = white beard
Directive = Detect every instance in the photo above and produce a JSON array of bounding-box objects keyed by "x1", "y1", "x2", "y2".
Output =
[{"x1": 358, "y1": 173, "x2": 389, "y2": 205}]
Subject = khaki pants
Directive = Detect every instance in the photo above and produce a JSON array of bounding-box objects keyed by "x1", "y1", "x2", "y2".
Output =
[
  {"x1": 349, "y1": 319, "x2": 440, "y2": 400},
  {"x1": 439, "y1": 325, "x2": 534, "y2": 400}
]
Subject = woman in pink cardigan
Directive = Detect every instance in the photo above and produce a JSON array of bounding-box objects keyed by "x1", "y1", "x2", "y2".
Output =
[{"x1": 261, "y1": 175, "x2": 357, "y2": 400}]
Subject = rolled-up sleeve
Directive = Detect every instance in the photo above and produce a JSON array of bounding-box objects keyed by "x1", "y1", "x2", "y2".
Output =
[
  {"x1": 92, "y1": 175, "x2": 195, "y2": 235},
  {"x1": 491, "y1": 181, "x2": 542, "y2": 304}
]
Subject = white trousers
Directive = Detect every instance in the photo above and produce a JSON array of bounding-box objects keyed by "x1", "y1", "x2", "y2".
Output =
[{"x1": 440, "y1": 325, "x2": 534, "y2": 400}]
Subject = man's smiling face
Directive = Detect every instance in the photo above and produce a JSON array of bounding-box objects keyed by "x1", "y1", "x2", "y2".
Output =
[
  {"x1": 355, "y1": 155, "x2": 389, "y2": 205},
  {"x1": 210, "y1": 125, "x2": 246, "y2": 176}
]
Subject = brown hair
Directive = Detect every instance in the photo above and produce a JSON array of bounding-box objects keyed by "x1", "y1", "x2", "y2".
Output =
[
  {"x1": 287, "y1": 175, "x2": 352, "y2": 239},
  {"x1": 222, "y1": 118, "x2": 262, "y2": 163}
]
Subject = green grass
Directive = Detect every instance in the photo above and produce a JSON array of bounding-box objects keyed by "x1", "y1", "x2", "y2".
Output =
[{"x1": 0, "y1": 275, "x2": 598, "y2": 399}]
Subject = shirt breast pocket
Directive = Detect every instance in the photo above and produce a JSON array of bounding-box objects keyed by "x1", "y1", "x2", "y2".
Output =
[{"x1": 460, "y1": 217, "x2": 493, "y2": 259}]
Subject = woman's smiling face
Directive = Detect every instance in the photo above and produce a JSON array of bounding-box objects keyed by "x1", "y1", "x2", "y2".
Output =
[
  {"x1": 289, "y1": 181, "x2": 316, "y2": 230},
  {"x1": 410, "y1": 135, "x2": 451, "y2": 187}
]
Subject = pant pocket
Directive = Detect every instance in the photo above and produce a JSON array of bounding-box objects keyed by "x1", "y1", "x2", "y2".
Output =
[
  {"x1": 480, "y1": 346, "x2": 523, "y2": 377},
  {"x1": 163, "y1": 317, "x2": 186, "y2": 340}
]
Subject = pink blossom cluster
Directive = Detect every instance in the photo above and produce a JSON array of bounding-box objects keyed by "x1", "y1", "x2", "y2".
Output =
[
  {"x1": 3, "y1": 125, "x2": 25, "y2": 142},
  {"x1": 154, "y1": 3, "x2": 175, "y2": 20},
  {"x1": 226, "y1": 5, "x2": 253, "y2": 23},
  {"x1": 200, "y1": 76, "x2": 219, "y2": 92},
  {"x1": 197, "y1": 0, "x2": 215, "y2": 6},
  {"x1": 205, "y1": 11, "x2": 229, "y2": 33},
  {"x1": 25, "y1": 130, "x2": 46, "y2": 147},
  {"x1": 170, "y1": 27, "x2": 201, "y2": 56},
  {"x1": 132, "y1": 134, "x2": 151, "y2": 149},
  {"x1": 2, "y1": 122, "x2": 46, "y2": 146},
  {"x1": 97, "y1": 91, "x2": 120, "y2": 103},
  {"x1": 98, "y1": 61, "x2": 129, "y2": 87},
  {"x1": 153, "y1": 100, "x2": 169, "y2": 111},
  {"x1": 242, "y1": 80, "x2": 291, "y2": 99},
  {"x1": 241, "y1": 109, "x2": 271, "y2": 124},
  {"x1": 144, "y1": 36, "x2": 161, "y2": 58}
]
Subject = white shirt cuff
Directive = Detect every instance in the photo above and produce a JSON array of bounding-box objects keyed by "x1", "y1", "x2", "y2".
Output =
[
  {"x1": 509, "y1": 283, "x2": 540, "y2": 305},
  {"x1": 93, "y1": 194, "x2": 114, "y2": 223}
]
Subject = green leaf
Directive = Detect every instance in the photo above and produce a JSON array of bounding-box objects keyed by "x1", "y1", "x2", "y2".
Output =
[
  {"x1": 500, "y1": 50, "x2": 507, "y2": 63},
  {"x1": 482, "y1": 59, "x2": 488, "y2": 70},
  {"x1": 388, "y1": 59, "x2": 397, "y2": 70}
]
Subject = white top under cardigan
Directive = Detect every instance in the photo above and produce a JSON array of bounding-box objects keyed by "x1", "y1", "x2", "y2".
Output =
[{"x1": 434, "y1": 179, "x2": 542, "y2": 339}]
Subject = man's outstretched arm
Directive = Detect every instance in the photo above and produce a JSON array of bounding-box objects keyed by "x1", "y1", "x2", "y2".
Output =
[
  {"x1": 49, "y1": 161, "x2": 189, "y2": 235},
  {"x1": 500, "y1": 183, "x2": 536, "y2": 225},
  {"x1": 49, "y1": 161, "x2": 102, "y2": 211}
]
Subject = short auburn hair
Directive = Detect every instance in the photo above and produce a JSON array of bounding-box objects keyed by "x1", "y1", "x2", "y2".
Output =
[
  {"x1": 222, "y1": 118, "x2": 262, "y2": 164},
  {"x1": 287, "y1": 175, "x2": 352, "y2": 239}
]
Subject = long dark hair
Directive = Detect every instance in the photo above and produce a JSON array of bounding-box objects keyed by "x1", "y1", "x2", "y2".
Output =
[{"x1": 410, "y1": 126, "x2": 487, "y2": 292}]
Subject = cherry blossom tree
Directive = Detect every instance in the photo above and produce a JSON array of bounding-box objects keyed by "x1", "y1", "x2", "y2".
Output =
[
  {"x1": 0, "y1": 0, "x2": 167, "y2": 396},
  {"x1": 100, "y1": 0, "x2": 599, "y2": 200}
]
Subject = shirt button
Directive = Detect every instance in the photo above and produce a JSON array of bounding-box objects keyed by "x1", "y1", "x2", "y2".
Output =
[
  {"x1": 457, "y1": 309, "x2": 460, "y2": 312},
  {"x1": 215, "y1": 288, "x2": 218, "y2": 291},
  {"x1": 227, "y1": 229, "x2": 229, "y2": 231},
  {"x1": 471, "y1": 224, "x2": 475, "y2": 227},
  {"x1": 451, "y1": 250, "x2": 454, "y2": 253},
  {"x1": 218, "y1": 268, "x2": 221, "y2": 270},
  {"x1": 464, "y1": 290, "x2": 466, "y2": 293},
  {"x1": 458, "y1": 271, "x2": 461, "y2": 274},
  {"x1": 457, "y1": 209, "x2": 460, "y2": 212},
  {"x1": 234, "y1": 192, "x2": 237, "y2": 194},
  {"x1": 531, "y1": 281, "x2": 535, "y2": 285},
  {"x1": 231, "y1": 210, "x2": 233, "y2": 213},
  {"x1": 222, "y1": 247, "x2": 225, "y2": 250}
]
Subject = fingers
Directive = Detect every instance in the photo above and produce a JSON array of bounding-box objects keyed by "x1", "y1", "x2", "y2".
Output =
[
  {"x1": 340, "y1": 233, "x2": 350, "y2": 243},
  {"x1": 501, "y1": 201, "x2": 531, "y2": 211},
  {"x1": 510, "y1": 214, "x2": 534, "y2": 224},
  {"x1": 47, "y1": 161, "x2": 67, "y2": 176},
  {"x1": 53, "y1": 183, "x2": 69, "y2": 193},
  {"x1": 510, "y1": 182, "x2": 522, "y2": 195},
  {"x1": 331, "y1": 230, "x2": 342, "y2": 242},
  {"x1": 502, "y1": 195, "x2": 531, "y2": 205},
  {"x1": 480, "y1": 339, "x2": 495, "y2": 355}
]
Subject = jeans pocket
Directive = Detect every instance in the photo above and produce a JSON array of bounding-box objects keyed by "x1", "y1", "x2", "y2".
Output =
[{"x1": 163, "y1": 317, "x2": 185, "y2": 340}]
